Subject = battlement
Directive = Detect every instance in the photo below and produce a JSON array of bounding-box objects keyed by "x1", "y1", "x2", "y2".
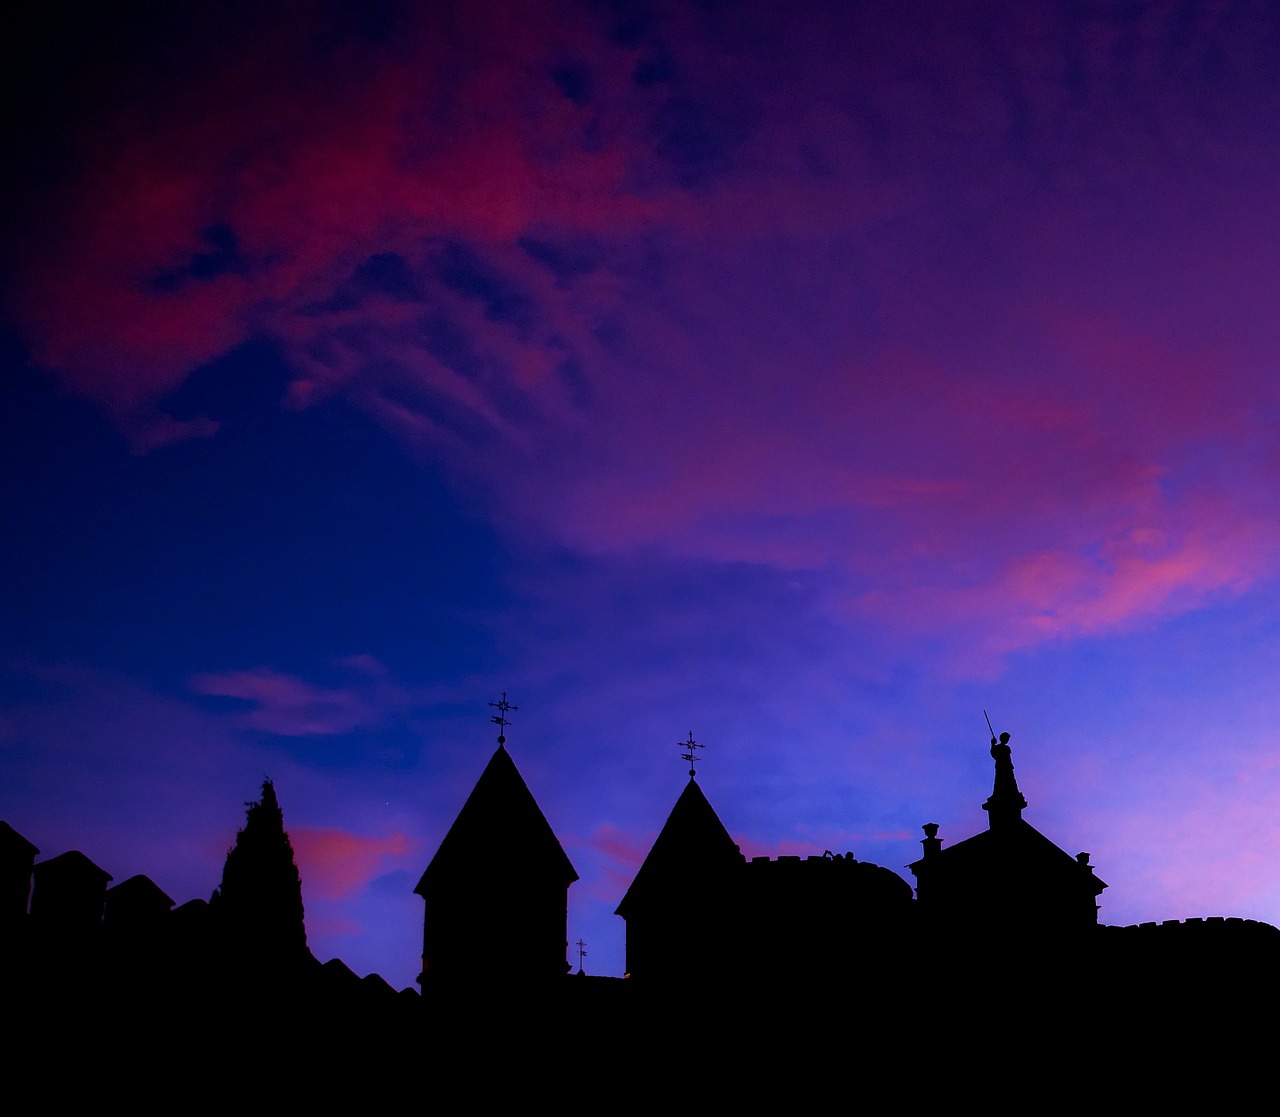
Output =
[
  {"x1": 748, "y1": 852, "x2": 859, "y2": 865},
  {"x1": 743, "y1": 851, "x2": 909, "y2": 888},
  {"x1": 1102, "y1": 916, "x2": 1280, "y2": 939}
]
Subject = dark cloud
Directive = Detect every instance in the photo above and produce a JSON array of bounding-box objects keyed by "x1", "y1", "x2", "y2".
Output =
[
  {"x1": 551, "y1": 61, "x2": 593, "y2": 106},
  {"x1": 150, "y1": 223, "x2": 250, "y2": 292},
  {"x1": 353, "y1": 253, "x2": 424, "y2": 302},
  {"x1": 317, "y1": 0, "x2": 409, "y2": 45},
  {"x1": 366, "y1": 360, "x2": 510, "y2": 448},
  {"x1": 431, "y1": 241, "x2": 539, "y2": 337},
  {"x1": 159, "y1": 337, "x2": 291, "y2": 427},
  {"x1": 555, "y1": 356, "x2": 593, "y2": 409},
  {"x1": 651, "y1": 94, "x2": 744, "y2": 189},
  {"x1": 300, "y1": 253, "x2": 425, "y2": 316},
  {"x1": 601, "y1": 0, "x2": 660, "y2": 50},
  {"x1": 518, "y1": 235, "x2": 603, "y2": 283},
  {"x1": 419, "y1": 313, "x2": 488, "y2": 383},
  {"x1": 632, "y1": 48, "x2": 675, "y2": 87}
]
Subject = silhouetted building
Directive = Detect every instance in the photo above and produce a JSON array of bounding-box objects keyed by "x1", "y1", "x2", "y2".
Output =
[
  {"x1": 29, "y1": 850, "x2": 112, "y2": 939},
  {"x1": 415, "y1": 745, "x2": 578, "y2": 990},
  {"x1": 5, "y1": 723, "x2": 1280, "y2": 1104},
  {"x1": 616, "y1": 776, "x2": 917, "y2": 992},
  {"x1": 0, "y1": 821, "x2": 37, "y2": 933},
  {"x1": 616, "y1": 777, "x2": 742, "y2": 981},
  {"x1": 104, "y1": 874, "x2": 174, "y2": 933},
  {"x1": 909, "y1": 735, "x2": 1106, "y2": 944}
]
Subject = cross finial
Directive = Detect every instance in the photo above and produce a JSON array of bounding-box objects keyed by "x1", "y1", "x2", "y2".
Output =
[
  {"x1": 576, "y1": 938, "x2": 588, "y2": 973},
  {"x1": 489, "y1": 692, "x2": 518, "y2": 746},
  {"x1": 679, "y1": 730, "x2": 703, "y2": 778}
]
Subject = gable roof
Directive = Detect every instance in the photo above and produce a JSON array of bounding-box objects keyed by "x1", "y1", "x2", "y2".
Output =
[
  {"x1": 416, "y1": 745, "x2": 578, "y2": 894},
  {"x1": 106, "y1": 873, "x2": 175, "y2": 913},
  {"x1": 912, "y1": 817, "x2": 1106, "y2": 891},
  {"x1": 0, "y1": 820, "x2": 38, "y2": 858},
  {"x1": 33, "y1": 849, "x2": 113, "y2": 886}
]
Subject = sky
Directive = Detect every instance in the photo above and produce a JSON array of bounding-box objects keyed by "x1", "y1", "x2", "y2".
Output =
[{"x1": 6, "y1": 0, "x2": 1280, "y2": 988}]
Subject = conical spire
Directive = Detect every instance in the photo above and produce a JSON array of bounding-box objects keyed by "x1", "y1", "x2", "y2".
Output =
[
  {"x1": 981, "y1": 732, "x2": 1027, "y2": 828},
  {"x1": 616, "y1": 778, "x2": 743, "y2": 919},
  {"x1": 417, "y1": 745, "x2": 578, "y2": 890}
]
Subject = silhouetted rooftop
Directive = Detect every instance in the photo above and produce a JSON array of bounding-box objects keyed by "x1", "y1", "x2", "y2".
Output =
[
  {"x1": 416, "y1": 745, "x2": 578, "y2": 894},
  {"x1": 616, "y1": 777, "x2": 742, "y2": 918}
]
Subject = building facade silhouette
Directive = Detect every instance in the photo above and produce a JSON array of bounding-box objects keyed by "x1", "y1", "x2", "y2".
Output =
[{"x1": 4, "y1": 729, "x2": 1279, "y2": 1101}]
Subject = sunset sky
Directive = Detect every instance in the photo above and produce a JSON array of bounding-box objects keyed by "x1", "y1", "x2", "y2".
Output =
[{"x1": 6, "y1": 0, "x2": 1280, "y2": 988}]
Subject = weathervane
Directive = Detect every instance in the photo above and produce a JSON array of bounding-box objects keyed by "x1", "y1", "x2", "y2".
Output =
[
  {"x1": 679, "y1": 731, "x2": 703, "y2": 779},
  {"x1": 576, "y1": 938, "x2": 588, "y2": 974},
  {"x1": 489, "y1": 692, "x2": 518, "y2": 746}
]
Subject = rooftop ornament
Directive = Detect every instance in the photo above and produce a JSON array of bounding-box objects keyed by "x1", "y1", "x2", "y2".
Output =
[
  {"x1": 679, "y1": 730, "x2": 703, "y2": 779},
  {"x1": 489, "y1": 692, "x2": 518, "y2": 747}
]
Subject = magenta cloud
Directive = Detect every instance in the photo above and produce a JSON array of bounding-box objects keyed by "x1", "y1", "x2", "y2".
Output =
[
  {"x1": 190, "y1": 667, "x2": 391, "y2": 736},
  {"x1": 11, "y1": 0, "x2": 1280, "y2": 669},
  {"x1": 290, "y1": 827, "x2": 414, "y2": 901}
]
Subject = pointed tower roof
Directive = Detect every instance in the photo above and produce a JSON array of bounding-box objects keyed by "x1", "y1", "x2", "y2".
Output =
[
  {"x1": 616, "y1": 778, "x2": 743, "y2": 918},
  {"x1": 982, "y1": 734, "x2": 1028, "y2": 828},
  {"x1": 415, "y1": 745, "x2": 577, "y2": 894}
]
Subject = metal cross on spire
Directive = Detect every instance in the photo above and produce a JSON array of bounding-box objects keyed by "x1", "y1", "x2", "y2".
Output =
[
  {"x1": 679, "y1": 730, "x2": 703, "y2": 779},
  {"x1": 576, "y1": 938, "x2": 588, "y2": 973},
  {"x1": 489, "y1": 692, "x2": 518, "y2": 746}
]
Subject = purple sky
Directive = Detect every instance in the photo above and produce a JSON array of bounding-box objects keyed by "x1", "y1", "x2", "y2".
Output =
[{"x1": 6, "y1": 0, "x2": 1280, "y2": 987}]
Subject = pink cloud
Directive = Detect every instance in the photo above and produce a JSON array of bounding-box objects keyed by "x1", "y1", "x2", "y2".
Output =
[
  {"x1": 1086, "y1": 755, "x2": 1280, "y2": 927},
  {"x1": 850, "y1": 485, "x2": 1280, "y2": 671},
  {"x1": 572, "y1": 823, "x2": 655, "y2": 898},
  {"x1": 540, "y1": 263, "x2": 1280, "y2": 665},
  {"x1": 14, "y1": 2, "x2": 1280, "y2": 666},
  {"x1": 291, "y1": 827, "x2": 414, "y2": 901},
  {"x1": 580, "y1": 823, "x2": 651, "y2": 870},
  {"x1": 6, "y1": 3, "x2": 679, "y2": 446},
  {"x1": 189, "y1": 661, "x2": 411, "y2": 735}
]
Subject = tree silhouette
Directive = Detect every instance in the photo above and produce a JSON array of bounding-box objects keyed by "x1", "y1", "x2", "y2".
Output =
[{"x1": 212, "y1": 780, "x2": 308, "y2": 970}]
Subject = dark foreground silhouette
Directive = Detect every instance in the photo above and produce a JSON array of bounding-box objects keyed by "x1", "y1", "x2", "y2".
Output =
[{"x1": 3, "y1": 733, "x2": 1276, "y2": 1103}]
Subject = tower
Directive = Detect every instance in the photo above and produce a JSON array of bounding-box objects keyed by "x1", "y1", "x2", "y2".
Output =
[
  {"x1": 615, "y1": 773, "x2": 744, "y2": 981},
  {"x1": 415, "y1": 744, "x2": 578, "y2": 990}
]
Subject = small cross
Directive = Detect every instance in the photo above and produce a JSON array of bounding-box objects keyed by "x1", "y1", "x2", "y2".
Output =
[
  {"x1": 679, "y1": 731, "x2": 703, "y2": 778},
  {"x1": 576, "y1": 938, "x2": 588, "y2": 973},
  {"x1": 489, "y1": 692, "x2": 518, "y2": 745}
]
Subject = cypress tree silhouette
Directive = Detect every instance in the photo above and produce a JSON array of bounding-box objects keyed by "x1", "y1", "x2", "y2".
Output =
[{"x1": 212, "y1": 780, "x2": 309, "y2": 972}]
